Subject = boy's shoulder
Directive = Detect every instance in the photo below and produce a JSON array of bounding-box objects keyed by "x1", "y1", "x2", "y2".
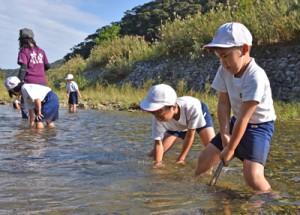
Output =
[
  {"x1": 23, "y1": 83, "x2": 51, "y2": 91},
  {"x1": 177, "y1": 96, "x2": 201, "y2": 110},
  {"x1": 246, "y1": 58, "x2": 266, "y2": 76},
  {"x1": 178, "y1": 96, "x2": 199, "y2": 103}
]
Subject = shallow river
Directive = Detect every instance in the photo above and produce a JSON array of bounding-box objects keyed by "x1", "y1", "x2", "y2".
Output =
[{"x1": 0, "y1": 105, "x2": 299, "y2": 214}]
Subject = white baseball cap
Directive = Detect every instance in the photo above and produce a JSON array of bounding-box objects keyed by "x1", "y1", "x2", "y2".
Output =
[
  {"x1": 4, "y1": 76, "x2": 21, "y2": 91},
  {"x1": 204, "y1": 22, "x2": 252, "y2": 49},
  {"x1": 65, "y1": 74, "x2": 74, "y2": 80},
  {"x1": 140, "y1": 84, "x2": 177, "y2": 112}
]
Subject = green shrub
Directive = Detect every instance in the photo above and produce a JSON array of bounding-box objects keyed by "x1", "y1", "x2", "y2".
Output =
[
  {"x1": 87, "y1": 35, "x2": 156, "y2": 82},
  {"x1": 156, "y1": 0, "x2": 300, "y2": 59},
  {"x1": 47, "y1": 55, "x2": 87, "y2": 89}
]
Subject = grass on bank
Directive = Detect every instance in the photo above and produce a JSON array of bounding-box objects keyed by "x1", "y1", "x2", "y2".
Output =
[{"x1": 1, "y1": 78, "x2": 298, "y2": 122}]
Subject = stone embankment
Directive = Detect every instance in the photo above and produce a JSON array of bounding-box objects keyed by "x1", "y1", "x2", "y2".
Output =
[{"x1": 121, "y1": 44, "x2": 300, "y2": 102}]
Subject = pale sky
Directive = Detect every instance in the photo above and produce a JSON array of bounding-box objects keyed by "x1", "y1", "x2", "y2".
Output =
[{"x1": 0, "y1": 0, "x2": 151, "y2": 69}]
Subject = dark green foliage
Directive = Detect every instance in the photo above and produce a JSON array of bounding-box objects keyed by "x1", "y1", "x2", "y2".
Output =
[
  {"x1": 119, "y1": 0, "x2": 205, "y2": 41},
  {"x1": 95, "y1": 23, "x2": 121, "y2": 46},
  {"x1": 65, "y1": 0, "x2": 230, "y2": 59},
  {"x1": 64, "y1": 40, "x2": 96, "y2": 61}
]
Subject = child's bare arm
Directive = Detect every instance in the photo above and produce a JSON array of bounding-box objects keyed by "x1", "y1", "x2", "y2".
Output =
[
  {"x1": 217, "y1": 92, "x2": 231, "y2": 147},
  {"x1": 221, "y1": 101, "x2": 258, "y2": 165},
  {"x1": 176, "y1": 129, "x2": 196, "y2": 163},
  {"x1": 34, "y1": 99, "x2": 44, "y2": 121},
  {"x1": 154, "y1": 140, "x2": 164, "y2": 167},
  {"x1": 29, "y1": 109, "x2": 35, "y2": 126},
  {"x1": 77, "y1": 90, "x2": 82, "y2": 98}
]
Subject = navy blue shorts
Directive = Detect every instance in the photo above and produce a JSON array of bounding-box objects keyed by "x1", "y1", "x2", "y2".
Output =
[
  {"x1": 20, "y1": 97, "x2": 29, "y2": 119},
  {"x1": 35, "y1": 91, "x2": 59, "y2": 122},
  {"x1": 211, "y1": 116, "x2": 274, "y2": 166},
  {"x1": 68, "y1": 92, "x2": 78, "y2": 104},
  {"x1": 166, "y1": 102, "x2": 214, "y2": 139}
]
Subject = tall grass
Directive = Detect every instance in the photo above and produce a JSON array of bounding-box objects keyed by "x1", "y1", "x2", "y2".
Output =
[
  {"x1": 53, "y1": 82, "x2": 299, "y2": 121},
  {"x1": 0, "y1": 77, "x2": 298, "y2": 121},
  {"x1": 273, "y1": 101, "x2": 300, "y2": 121},
  {"x1": 157, "y1": 0, "x2": 300, "y2": 59},
  {"x1": 47, "y1": 55, "x2": 87, "y2": 89},
  {"x1": 86, "y1": 35, "x2": 157, "y2": 82}
]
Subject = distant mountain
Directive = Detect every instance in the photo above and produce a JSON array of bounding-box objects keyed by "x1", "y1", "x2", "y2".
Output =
[
  {"x1": 1, "y1": 69, "x2": 18, "y2": 77},
  {"x1": 49, "y1": 59, "x2": 65, "y2": 69}
]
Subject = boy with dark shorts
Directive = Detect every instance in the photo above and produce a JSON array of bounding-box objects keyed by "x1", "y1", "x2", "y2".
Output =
[
  {"x1": 140, "y1": 84, "x2": 215, "y2": 168},
  {"x1": 195, "y1": 22, "x2": 276, "y2": 192}
]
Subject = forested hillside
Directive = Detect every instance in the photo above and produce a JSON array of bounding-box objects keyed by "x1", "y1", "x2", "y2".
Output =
[{"x1": 64, "y1": 0, "x2": 238, "y2": 60}]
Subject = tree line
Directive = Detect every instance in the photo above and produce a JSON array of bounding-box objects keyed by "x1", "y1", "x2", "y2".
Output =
[{"x1": 63, "y1": 0, "x2": 239, "y2": 60}]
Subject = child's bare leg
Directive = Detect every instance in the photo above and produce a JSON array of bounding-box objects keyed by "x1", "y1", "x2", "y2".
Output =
[
  {"x1": 36, "y1": 122, "x2": 44, "y2": 129},
  {"x1": 198, "y1": 127, "x2": 216, "y2": 173},
  {"x1": 73, "y1": 104, "x2": 77, "y2": 112},
  {"x1": 243, "y1": 160, "x2": 271, "y2": 191},
  {"x1": 46, "y1": 122, "x2": 55, "y2": 127},
  {"x1": 162, "y1": 134, "x2": 179, "y2": 153},
  {"x1": 198, "y1": 127, "x2": 215, "y2": 147},
  {"x1": 148, "y1": 135, "x2": 178, "y2": 158},
  {"x1": 69, "y1": 104, "x2": 72, "y2": 113},
  {"x1": 195, "y1": 143, "x2": 220, "y2": 175}
]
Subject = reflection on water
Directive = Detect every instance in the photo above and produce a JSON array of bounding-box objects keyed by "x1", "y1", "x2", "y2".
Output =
[{"x1": 0, "y1": 105, "x2": 299, "y2": 214}]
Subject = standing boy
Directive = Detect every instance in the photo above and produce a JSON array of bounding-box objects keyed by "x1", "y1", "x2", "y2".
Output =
[
  {"x1": 195, "y1": 22, "x2": 276, "y2": 191},
  {"x1": 65, "y1": 74, "x2": 82, "y2": 113},
  {"x1": 140, "y1": 84, "x2": 215, "y2": 168}
]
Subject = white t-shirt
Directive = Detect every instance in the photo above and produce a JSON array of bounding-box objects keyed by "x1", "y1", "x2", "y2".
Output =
[
  {"x1": 21, "y1": 84, "x2": 51, "y2": 109},
  {"x1": 66, "y1": 81, "x2": 79, "y2": 92},
  {"x1": 212, "y1": 58, "x2": 276, "y2": 124},
  {"x1": 152, "y1": 96, "x2": 206, "y2": 140}
]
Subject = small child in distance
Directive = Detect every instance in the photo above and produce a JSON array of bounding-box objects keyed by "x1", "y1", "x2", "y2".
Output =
[{"x1": 65, "y1": 74, "x2": 82, "y2": 113}]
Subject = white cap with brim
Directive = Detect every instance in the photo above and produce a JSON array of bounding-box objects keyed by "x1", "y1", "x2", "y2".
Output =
[
  {"x1": 4, "y1": 76, "x2": 21, "y2": 91},
  {"x1": 204, "y1": 22, "x2": 252, "y2": 49},
  {"x1": 65, "y1": 74, "x2": 74, "y2": 80},
  {"x1": 140, "y1": 84, "x2": 177, "y2": 112}
]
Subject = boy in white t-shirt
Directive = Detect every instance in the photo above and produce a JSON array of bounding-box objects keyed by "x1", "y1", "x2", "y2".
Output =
[
  {"x1": 65, "y1": 74, "x2": 82, "y2": 113},
  {"x1": 195, "y1": 22, "x2": 276, "y2": 191},
  {"x1": 5, "y1": 76, "x2": 59, "y2": 129},
  {"x1": 140, "y1": 84, "x2": 215, "y2": 168}
]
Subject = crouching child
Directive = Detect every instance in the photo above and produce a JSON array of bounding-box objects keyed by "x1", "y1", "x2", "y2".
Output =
[{"x1": 5, "y1": 76, "x2": 59, "y2": 129}]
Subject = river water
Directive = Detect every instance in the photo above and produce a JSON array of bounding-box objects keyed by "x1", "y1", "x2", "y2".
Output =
[{"x1": 0, "y1": 105, "x2": 299, "y2": 214}]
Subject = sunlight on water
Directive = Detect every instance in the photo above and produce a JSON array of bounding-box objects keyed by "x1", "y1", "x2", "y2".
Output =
[{"x1": 0, "y1": 105, "x2": 299, "y2": 214}]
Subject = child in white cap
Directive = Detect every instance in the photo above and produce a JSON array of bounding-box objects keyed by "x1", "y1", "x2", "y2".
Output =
[
  {"x1": 195, "y1": 22, "x2": 276, "y2": 191},
  {"x1": 65, "y1": 74, "x2": 82, "y2": 113},
  {"x1": 140, "y1": 84, "x2": 215, "y2": 168},
  {"x1": 4, "y1": 76, "x2": 59, "y2": 129}
]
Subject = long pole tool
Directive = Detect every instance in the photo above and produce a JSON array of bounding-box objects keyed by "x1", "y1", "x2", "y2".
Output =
[{"x1": 209, "y1": 159, "x2": 225, "y2": 186}]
